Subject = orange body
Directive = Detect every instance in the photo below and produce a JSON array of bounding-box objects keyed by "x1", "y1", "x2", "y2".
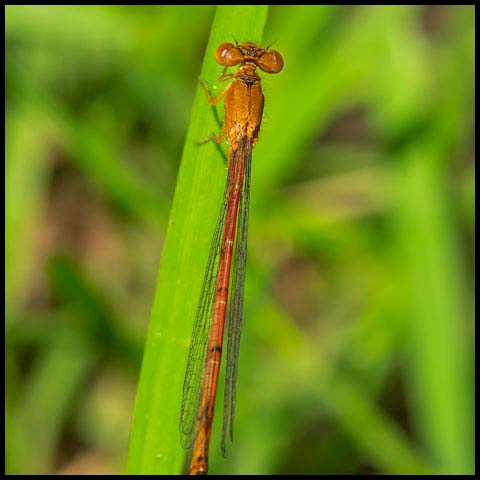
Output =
[
  {"x1": 223, "y1": 70, "x2": 264, "y2": 151},
  {"x1": 187, "y1": 42, "x2": 283, "y2": 475},
  {"x1": 190, "y1": 145, "x2": 245, "y2": 475}
]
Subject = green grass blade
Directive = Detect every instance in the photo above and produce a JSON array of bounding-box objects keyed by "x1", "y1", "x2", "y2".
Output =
[
  {"x1": 396, "y1": 147, "x2": 474, "y2": 474},
  {"x1": 10, "y1": 330, "x2": 95, "y2": 474},
  {"x1": 125, "y1": 6, "x2": 269, "y2": 474},
  {"x1": 5, "y1": 108, "x2": 52, "y2": 318}
]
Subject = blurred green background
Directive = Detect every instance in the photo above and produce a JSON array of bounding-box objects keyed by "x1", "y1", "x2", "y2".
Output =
[{"x1": 5, "y1": 5, "x2": 474, "y2": 475}]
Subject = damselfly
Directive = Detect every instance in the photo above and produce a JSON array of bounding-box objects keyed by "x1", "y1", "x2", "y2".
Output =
[{"x1": 180, "y1": 41, "x2": 283, "y2": 475}]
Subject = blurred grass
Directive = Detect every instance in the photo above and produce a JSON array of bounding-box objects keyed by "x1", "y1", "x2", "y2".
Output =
[
  {"x1": 397, "y1": 146, "x2": 474, "y2": 472},
  {"x1": 6, "y1": 108, "x2": 54, "y2": 317},
  {"x1": 5, "y1": 5, "x2": 474, "y2": 475}
]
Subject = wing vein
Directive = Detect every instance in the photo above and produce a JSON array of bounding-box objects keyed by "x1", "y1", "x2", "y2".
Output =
[
  {"x1": 221, "y1": 137, "x2": 252, "y2": 457},
  {"x1": 179, "y1": 162, "x2": 232, "y2": 449}
]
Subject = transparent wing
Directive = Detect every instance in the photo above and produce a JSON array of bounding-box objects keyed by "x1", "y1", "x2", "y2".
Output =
[
  {"x1": 221, "y1": 137, "x2": 252, "y2": 457},
  {"x1": 179, "y1": 165, "x2": 232, "y2": 449}
]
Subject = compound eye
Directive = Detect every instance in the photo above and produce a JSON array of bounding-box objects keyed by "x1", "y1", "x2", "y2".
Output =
[
  {"x1": 215, "y1": 43, "x2": 244, "y2": 66},
  {"x1": 258, "y1": 49, "x2": 284, "y2": 73}
]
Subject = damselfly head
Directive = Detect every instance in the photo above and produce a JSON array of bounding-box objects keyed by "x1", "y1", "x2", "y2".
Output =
[{"x1": 215, "y1": 42, "x2": 283, "y2": 74}]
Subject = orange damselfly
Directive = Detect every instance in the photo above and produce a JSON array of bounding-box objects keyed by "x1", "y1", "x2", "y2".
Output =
[{"x1": 179, "y1": 42, "x2": 283, "y2": 475}]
